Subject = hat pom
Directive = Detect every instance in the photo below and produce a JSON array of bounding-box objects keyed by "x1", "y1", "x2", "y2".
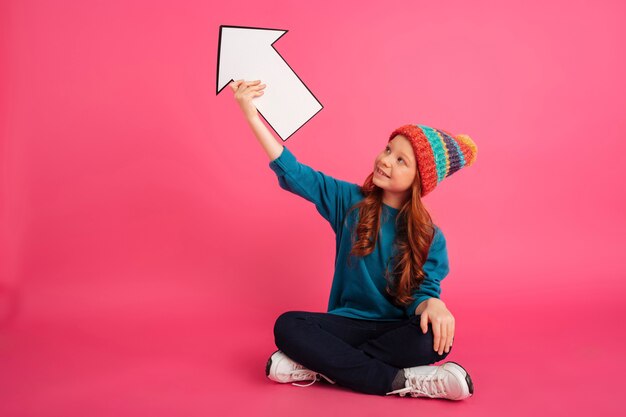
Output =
[{"x1": 455, "y1": 134, "x2": 477, "y2": 166}]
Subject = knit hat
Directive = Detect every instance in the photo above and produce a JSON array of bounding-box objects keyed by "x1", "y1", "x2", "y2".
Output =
[{"x1": 388, "y1": 124, "x2": 477, "y2": 197}]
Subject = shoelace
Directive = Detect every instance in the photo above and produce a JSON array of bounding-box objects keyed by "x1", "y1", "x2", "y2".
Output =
[
  {"x1": 388, "y1": 373, "x2": 447, "y2": 398},
  {"x1": 290, "y1": 364, "x2": 336, "y2": 387}
]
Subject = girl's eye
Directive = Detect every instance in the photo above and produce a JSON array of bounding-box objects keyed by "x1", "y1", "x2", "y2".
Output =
[{"x1": 385, "y1": 146, "x2": 404, "y2": 164}]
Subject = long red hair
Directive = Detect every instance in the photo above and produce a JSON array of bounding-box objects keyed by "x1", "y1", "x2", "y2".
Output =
[{"x1": 346, "y1": 169, "x2": 435, "y2": 308}]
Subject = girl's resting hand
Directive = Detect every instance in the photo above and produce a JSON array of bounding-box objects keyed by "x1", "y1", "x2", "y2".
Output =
[
  {"x1": 419, "y1": 298, "x2": 455, "y2": 355},
  {"x1": 229, "y1": 79, "x2": 266, "y2": 120}
]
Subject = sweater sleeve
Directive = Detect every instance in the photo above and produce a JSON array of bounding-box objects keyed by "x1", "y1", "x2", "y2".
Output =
[
  {"x1": 268, "y1": 146, "x2": 356, "y2": 234},
  {"x1": 404, "y1": 226, "x2": 450, "y2": 317}
]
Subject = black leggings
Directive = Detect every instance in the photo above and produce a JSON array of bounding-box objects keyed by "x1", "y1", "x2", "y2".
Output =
[{"x1": 273, "y1": 311, "x2": 451, "y2": 396}]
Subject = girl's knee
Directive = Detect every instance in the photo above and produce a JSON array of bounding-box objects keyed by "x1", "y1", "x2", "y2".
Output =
[
  {"x1": 434, "y1": 345, "x2": 452, "y2": 362},
  {"x1": 404, "y1": 321, "x2": 453, "y2": 365},
  {"x1": 273, "y1": 311, "x2": 305, "y2": 339},
  {"x1": 429, "y1": 331, "x2": 453, "y2": 363}
]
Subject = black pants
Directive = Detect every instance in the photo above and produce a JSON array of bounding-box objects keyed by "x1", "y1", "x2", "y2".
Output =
[{"x1": 273, "y1": 311, "x2": 451, "y2": 396}]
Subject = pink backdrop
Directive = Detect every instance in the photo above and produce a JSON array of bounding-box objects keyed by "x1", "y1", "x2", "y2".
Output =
[{"x1": 1, "y1": 0, "x2": 625, "y2": 415}]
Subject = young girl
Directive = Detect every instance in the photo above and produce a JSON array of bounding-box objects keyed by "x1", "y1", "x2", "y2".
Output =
[{"x1": 230, "y1": 79, "x2": 477, "y2": 400}]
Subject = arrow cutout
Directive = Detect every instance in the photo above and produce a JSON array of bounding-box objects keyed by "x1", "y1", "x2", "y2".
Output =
[{"x1": 216, "y1": 25, "x2": 323, "y2": 141}]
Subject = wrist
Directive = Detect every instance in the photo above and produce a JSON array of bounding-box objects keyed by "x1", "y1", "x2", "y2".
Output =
[
  {"x1": 414, "y1": 297, "x2": 444, "y2": 315},
  {"x1": 414, "y1": 299, "x2": 429, "y2": 315},
  {"x1": 244, "y1": 111, "x2": 260, "y2": 123}
]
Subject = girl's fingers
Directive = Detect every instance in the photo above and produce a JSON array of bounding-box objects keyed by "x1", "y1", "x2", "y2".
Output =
[
  {"x1": 448, "y1": 320, "x2": 455, "y2": 352},
  {"x1": 432, "y1": 322, "x2": 442, "y2": 352},
  {"x1": 232, "y1": 80, "x2": 266, "y2": 103},
  {"x1": 420, "y1": 313, "x2": 429, "y2": 334},
  {"x1": 238, "y1": 81, "x2": 265, "y2": 94},
  {"x1": 438, "y1": 324, "x2": 447, "y2": 355},
  {"x1": 242, "y1": 80, "x2": 261, "y2": 88},
  {"x1": 247, "y1": 85, "x2": 267, "y2": 98},
  {"x1": 444, "y1": 324, "x2": 453, "y2": 353}
]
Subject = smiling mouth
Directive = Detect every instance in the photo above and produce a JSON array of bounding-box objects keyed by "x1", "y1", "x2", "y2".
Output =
[{"x1": 376, "y1": 167, "x2": 390, "y2": 178}]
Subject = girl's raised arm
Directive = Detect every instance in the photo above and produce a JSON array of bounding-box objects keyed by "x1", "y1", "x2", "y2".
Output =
[{"x1": 230, "y1": 79, "x2": 284, "y2": 162}]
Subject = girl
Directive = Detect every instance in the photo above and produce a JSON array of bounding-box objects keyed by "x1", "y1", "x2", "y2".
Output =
[{"x1": 230, "y1": 79, "x2": 477, "y2": 400}]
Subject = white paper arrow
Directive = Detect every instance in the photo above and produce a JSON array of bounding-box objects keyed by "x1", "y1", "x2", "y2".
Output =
[{"x1": 216, "y1": 25, "x2": 323, "y2": 141}]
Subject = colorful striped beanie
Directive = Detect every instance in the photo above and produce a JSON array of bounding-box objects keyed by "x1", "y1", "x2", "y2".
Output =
[{"x1": 388, "y1": 124, "x2": 477, "y2": 197}]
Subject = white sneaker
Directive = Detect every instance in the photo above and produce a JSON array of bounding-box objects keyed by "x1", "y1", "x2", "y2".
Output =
[
  {"x1": 386, "y1": 361, "x2": 474, "y2": 400},
  {"x1": 265, "y1": 350, "x2": 336, "y2": 387}
]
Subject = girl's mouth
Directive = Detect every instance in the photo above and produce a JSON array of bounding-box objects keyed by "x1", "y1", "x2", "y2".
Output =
[{"x1": 376, "y1": 167, "x2": 390, "y2": 178}]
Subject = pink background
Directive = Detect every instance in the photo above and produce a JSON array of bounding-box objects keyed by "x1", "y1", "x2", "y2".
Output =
[{"x1": 1, "y1": 0, "x2": 625, "y2": 415}]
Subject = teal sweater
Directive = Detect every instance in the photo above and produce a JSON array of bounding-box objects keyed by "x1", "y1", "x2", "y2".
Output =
[{"x1": 269, "y1": 146, "x2": 450, "y2": 321}]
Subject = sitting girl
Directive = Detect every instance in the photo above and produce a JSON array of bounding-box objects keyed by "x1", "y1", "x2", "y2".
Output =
[{"x1": 230, "y1": 79, "x2": 477, "y2": 400}]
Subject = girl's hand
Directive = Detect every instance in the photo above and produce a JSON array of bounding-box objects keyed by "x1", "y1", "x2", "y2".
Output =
[
  {"x1": 229, "y1": 79, "x2": 266, "y2": 120},
  {"x1": 419, "y1": 298, "x2": 455, "y2": 355}
]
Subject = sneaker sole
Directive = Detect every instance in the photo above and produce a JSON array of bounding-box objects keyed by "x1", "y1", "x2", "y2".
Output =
[
  {"x1": 267, "y1": 350, "x2": 313, "y2": 384},
  {"x1": 445, "y1": 361, "x2": 474, "y2": 397},
  {"x1": 265, "y1": 349, "x2": 279, "y2": 377}
]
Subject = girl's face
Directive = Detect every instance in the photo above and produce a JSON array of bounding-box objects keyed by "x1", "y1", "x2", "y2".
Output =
[{"x1": 372, "y1": 135, "x2": 418, "y2": 208}]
